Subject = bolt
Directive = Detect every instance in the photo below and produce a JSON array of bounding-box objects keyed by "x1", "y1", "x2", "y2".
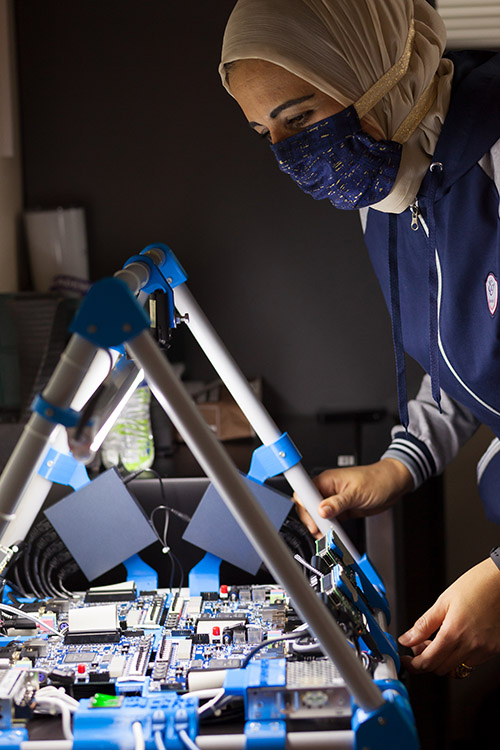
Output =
[
  {"x1": 378, "y1": 717, "x2": 387, "y2": 726},
  {"x1": 87, "y1": 324, "x2": 97, "y2": 334},
  {"x1": 123, "y1": 323, "x2": 132, "y2": 332},
  {"x1": 278, "y1": 451, "x2": 286, "y2": 458}
]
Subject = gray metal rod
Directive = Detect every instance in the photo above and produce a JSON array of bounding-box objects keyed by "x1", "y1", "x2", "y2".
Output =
[
  {"x1": 174, "y1": 283, "x2": 359, "y2": 559},
  {"x1": 197, "y1": 730, "x2": 354, "y2": 749},
  {"x1": 0, "y1": 336, "x2": 104, "y2": 537},
  {"x1": 127, "y1": 330, "x2": 383, "y2": 714}
]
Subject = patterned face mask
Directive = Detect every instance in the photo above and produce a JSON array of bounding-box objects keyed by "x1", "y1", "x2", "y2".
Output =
[{"x1": 270, "y1": 105, "x2": 402, "y2": 210}]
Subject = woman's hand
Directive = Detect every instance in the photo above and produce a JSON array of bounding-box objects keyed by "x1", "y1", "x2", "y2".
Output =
[
  {"x1": 294, "y1": 458, "x2": 414, "y2": 538},
  {"x1": 399, "y1": 558, "x2": 500, "y2": 676}
]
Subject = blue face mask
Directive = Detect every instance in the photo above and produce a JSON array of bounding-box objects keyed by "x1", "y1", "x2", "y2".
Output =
[{"x1": 270, "y1": 105, "x2": 402, "y2": 210}]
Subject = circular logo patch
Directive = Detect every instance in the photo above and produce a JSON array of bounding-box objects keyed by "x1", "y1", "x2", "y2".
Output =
[{"x1": 486, "y1": 273, "x2": 498, "y2": 316}]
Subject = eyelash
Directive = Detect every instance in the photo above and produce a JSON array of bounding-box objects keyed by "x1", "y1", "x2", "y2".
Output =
[
  {"x1": 255, "y1": 109, "x2": 315, "y2": 143},
  {"x1": 286, "y1": 110, "x2": 313, "y2": 127}
]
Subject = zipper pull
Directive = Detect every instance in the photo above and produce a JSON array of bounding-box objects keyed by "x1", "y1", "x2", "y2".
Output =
[{"x1": 410, "y1": 201, "x2": 419, "y2": 231}]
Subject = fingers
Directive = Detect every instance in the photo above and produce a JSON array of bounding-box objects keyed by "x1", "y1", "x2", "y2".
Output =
[
  {"x1": 318, "y1": 494, "x2": 358, "y2": 521},
  {"x1": 399, "y1": 600, "x2": 446, "y2": 649},
  {"x1": 292, "y1": 494, "x2": 321, "y2": 537}
]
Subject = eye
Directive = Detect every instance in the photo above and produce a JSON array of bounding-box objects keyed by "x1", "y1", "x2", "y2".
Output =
[
  {"x1": 286, "y1": 110, "x2": 313, "y2": 129},
  {"x1": 256, "y1": 129, "x2": 271, "y2": 143}
]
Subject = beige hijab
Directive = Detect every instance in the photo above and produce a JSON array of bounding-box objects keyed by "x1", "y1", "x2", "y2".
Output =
[{"x1": 219, "y1": 0, "x2": 454, "y2": 214}]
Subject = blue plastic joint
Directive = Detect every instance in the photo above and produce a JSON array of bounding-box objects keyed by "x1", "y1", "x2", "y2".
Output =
[
  {"x1": 331, "y1": 566, "x2": 399, "y2": 670},
  {"x1": 326, "y1": 529, "x2": 390, "y2": 622},
  {"x1": 248, "y1": 433, "x2": 302, "y2": 484},
  {"x1": 188, "y1": 552, "x2": 221, "y2": 596},
  {"x1": 70, "y1": 277, "x2": 150, "y2": 349},
  {"x1": 352, "y1": 680, "x2": 420, "y2": 750},
  {"x1": 31, "y1": 395, "x2": 81, "y2": 428},
  {"x1": 123, "y1": 243, "x2": 188, "y2": 295},
  {"x1": 37, "y1": 448, "x2": 90, "y2": 490},
  {"x1": 123, "y1": 553, "x2": 158, "y2": 591},
  {"x1": 245, "y1": 720, "x2": 287, "y2": 750}
]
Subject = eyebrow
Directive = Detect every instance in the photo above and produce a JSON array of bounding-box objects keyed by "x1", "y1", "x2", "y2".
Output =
[{"x1": 248, "y1": 93, "x2": 315, "y2": 129}]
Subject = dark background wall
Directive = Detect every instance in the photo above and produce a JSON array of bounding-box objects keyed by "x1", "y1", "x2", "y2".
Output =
[{"x1": 13, "y1": 0, "x2": 424, "y2": 423}]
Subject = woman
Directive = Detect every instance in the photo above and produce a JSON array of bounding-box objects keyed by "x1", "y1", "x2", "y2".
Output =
[{"x1": 219, "y1": 0, "x2": 500, "y2": 678}]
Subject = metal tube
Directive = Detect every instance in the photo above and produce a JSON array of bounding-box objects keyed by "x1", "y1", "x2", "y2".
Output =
[
  {"x1": 21, "y1": 742, "x2": 73, "y2": 750},
  {"x1": 0, "y1": 337, "x2": 110, "y2": 540},
  {"x1": 127, "y1": 330, "x2": 383, "y2": 713},
  {"x1": 197, "y1": 731, "x2": 354, "y2": 749},
  {"x1": 174, "y1": 284, "x2": 358, "y2": 560}
]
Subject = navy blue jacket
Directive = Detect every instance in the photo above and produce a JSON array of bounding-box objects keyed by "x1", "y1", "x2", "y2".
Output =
[{"x1": 362, "y1": 50, "x2": 500, "y2": 523}]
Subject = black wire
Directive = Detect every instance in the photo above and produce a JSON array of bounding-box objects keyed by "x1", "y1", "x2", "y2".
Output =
[
  {"x1": 240, "y1": 630, "x2": 310, "y2": 668},
  {"x1": 123, "y1": 469, "x2": 191, "y2": 522},
  {"x1": 124, "y1": 468, "x2": 187, "y2": 591},
  {"x1": 47, "y1": 551, "x2": 75, "y2": 598},
  {"x1": 12, "y1": 566, "x2": 29, "y2": 599},
  {"x1": 39, "y1": 540, "x2": 67, "y2": 597}
]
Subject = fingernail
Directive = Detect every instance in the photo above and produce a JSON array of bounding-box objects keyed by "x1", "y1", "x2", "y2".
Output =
[
  {"x1": 398, "y1": 630, "x2": 413, "y2": 645},
  {"x1": 319, "y1": 506, "x2": 332, "y2": 519}
]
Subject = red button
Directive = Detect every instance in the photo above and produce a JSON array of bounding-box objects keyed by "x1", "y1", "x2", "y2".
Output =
[
  {"x1": 220, "y1": 585, "x2": 228, "y2": 594},
  {"x1": 77, "y1": 664, "x2": 86, "y2": 674},
  {"x1": 212, "y1": 626, "x2": 220, "y2": 636}
]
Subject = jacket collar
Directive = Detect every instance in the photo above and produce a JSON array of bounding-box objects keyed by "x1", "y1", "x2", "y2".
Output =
[{"x1": 418, "y1": 49, "x2": 500, "y2": 201}]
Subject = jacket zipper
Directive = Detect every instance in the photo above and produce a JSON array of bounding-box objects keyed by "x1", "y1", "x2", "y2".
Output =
[{"x1": 410, "y1": 200, "x2": 420, "y2": 231}]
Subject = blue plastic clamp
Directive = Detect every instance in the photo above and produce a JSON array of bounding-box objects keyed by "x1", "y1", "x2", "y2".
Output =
[
  {"x1": 247, "y1": 433, "x2": 302, "y2": 484},
  {"x1": 332, "y1": 566, "x2": 400, "y2": 670},
  {"x1": 123, "y1": 243, "x2": 188, "y2": 295},
  {"x1": 352, "y1": 680, "x2": 420, "y2": 750},
  {"x1": 224, "y1": 659, "x2": 287, "y2": 720},
  {"x1": 0, "y1": 727, "x2": 29, "y2": 747},
  {"x1": 73, "y1": 694, "x2": 199, "y2": 750},
  {"x1": 245, "y1": 720, "x2": 287, "y2": 750},
  {"x1": 123, "y1": 553, "x2": 158, "y2": 591},
  {"x1": 188, "y1": 552, "x2": 221, "y2": 596},
  {"x1": 37, "y1": 447, "x2": 90, "y2": 490},
  {"x1": 326, "y1": 530, "x2": 390, "y2": 621},
  {"x1": 69, "y1": 277, "x2": 150, "y2": 349},
  {"x1": 31, "y1": 395, "x2": 80, "y2": 428}
]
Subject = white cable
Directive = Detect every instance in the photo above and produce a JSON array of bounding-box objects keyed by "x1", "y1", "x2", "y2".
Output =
[
  {"x1": 197, "y1": 688, "x2": 226, "y2": 716},
  {"x1": 154, "y1": 729, "x2": 167, "y2": 750},
  {"x1": 0, "y1": 603, "x2": 61, "y2": 636},
  {"x1": 185, "y1": 688, "x2": 221, "y2": 701},
  {"x1": 36, "y1": 685, "x2": 79, "y2": 710},
  {"x1": 132, "y1": 721, "x2": 145, "y2": 750},
  {"x1": 33, "y1": 697, "x2": 72, "y2": 740},
  {"x1": 178, "y1": 729, "x2": 201, "y2": 750}
]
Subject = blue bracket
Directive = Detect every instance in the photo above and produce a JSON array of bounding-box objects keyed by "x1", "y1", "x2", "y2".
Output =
[
  {"x1": 248, "y1": 433, "x2": 302, "y2": 484},
  {"x1": 123, "y1": 553, "x2": 158, "y2": 591},
  {"x1": 188, "y1": 552, "x2": 221, "y2": 596},
  {"x1": 37, "y1": 448, "x2": 91, "y2": 490},
  {"x1": 31, "y1": 395, "x2": 81, "y2": 428},
  {"x1": 124, "y1": 243, "x2": 188, "y2": 294},
  {"x1": 326, "y1": 530, "x2": 390, "y2": 622},
  {"x1": 0, "y1": 727, "x2": 29, "y2": 747},
  {"x1": 332, "y1": 566, "x2": 399, "y2": 670},
  {"x1": 70, "y1": 277, "x2": 150, "y2": 349},
  {"x1": 352, "y1": 680, "x2": 419, "y2": 750},
  {"x1": 245, "y1": 720, "x2": 287, "y2": 750}
]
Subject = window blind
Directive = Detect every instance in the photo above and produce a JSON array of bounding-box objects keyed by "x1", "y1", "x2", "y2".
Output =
[{"x1": 436, "y1": 0, "x2": 500, "y2": 49}]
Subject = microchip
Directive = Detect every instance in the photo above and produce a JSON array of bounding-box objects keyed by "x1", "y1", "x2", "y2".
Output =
[
  {"x1": 63, "y1": 652, "x2": 98, "y2": 664},
  {"x1": 208, "y1": 658, "x2": 242, "y2": 669}
]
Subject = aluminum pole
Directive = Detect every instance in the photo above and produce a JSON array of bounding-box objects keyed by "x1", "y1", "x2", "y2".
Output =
[{"x1": 127, "y1": 330, "x2": 383, "y2": 713}]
